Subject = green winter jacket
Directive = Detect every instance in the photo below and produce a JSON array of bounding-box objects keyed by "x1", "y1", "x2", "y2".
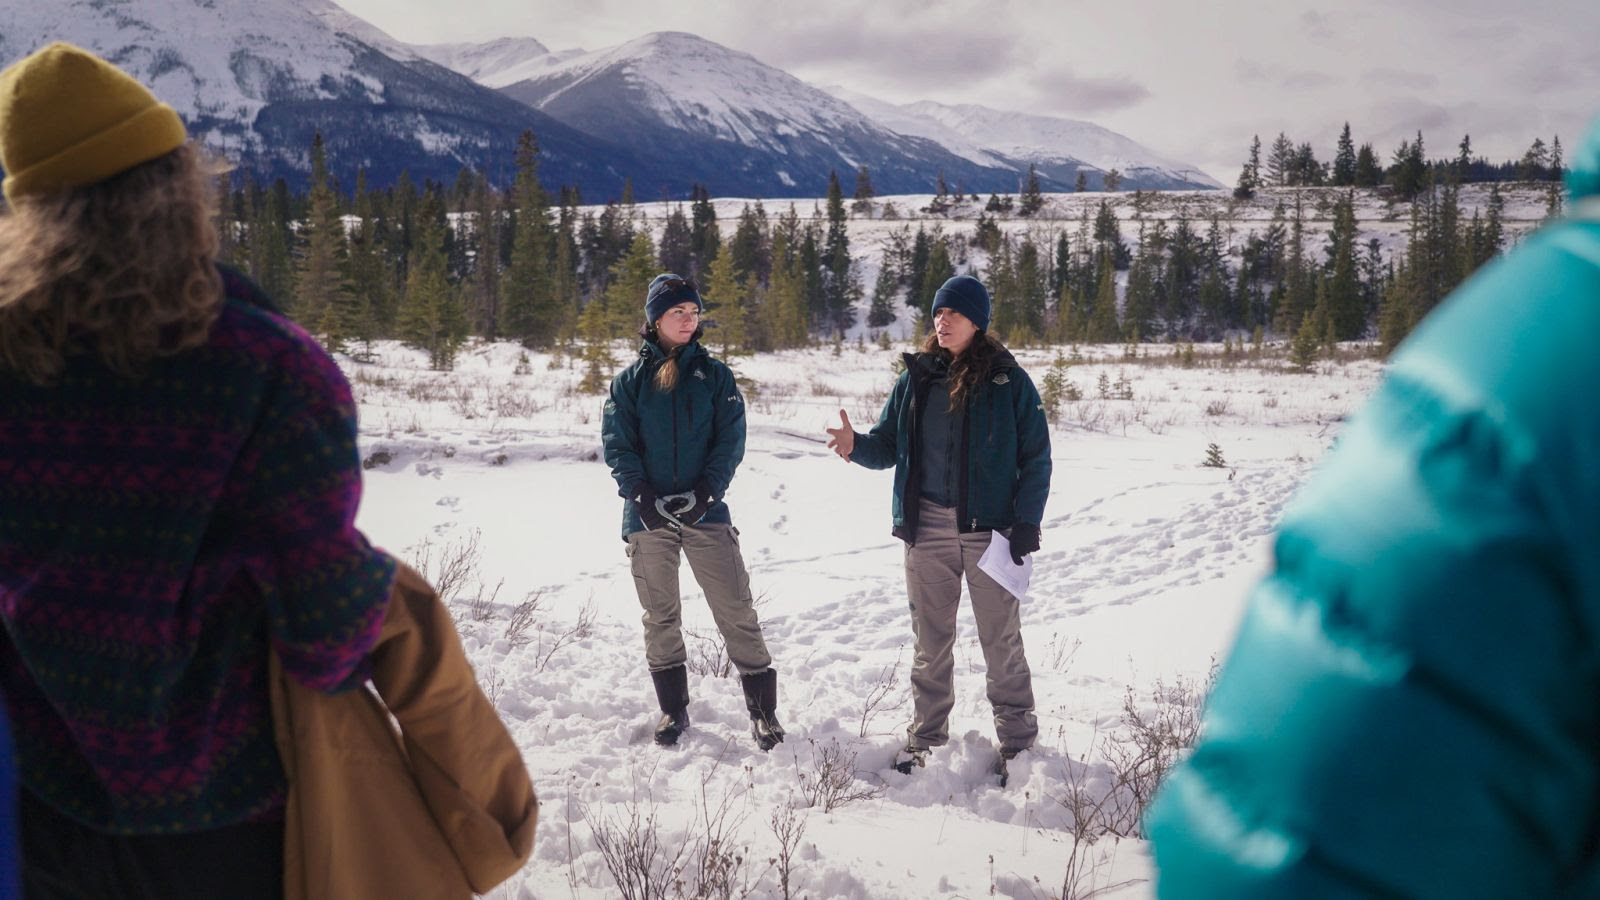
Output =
[
  {"x1": 1146, "y1": 122, "x2": 1600, "y2": 898},
  {"x1": 851, "y1": 346, "x2": 1051, "y2": 543},
  {"x1": 602, "y1": 338, "x2": 745, "y2": 539}
]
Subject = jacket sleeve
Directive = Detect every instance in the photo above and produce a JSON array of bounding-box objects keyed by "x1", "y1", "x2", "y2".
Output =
[
  {"x1": 1145, "y1": 371, "x2": 1598, "y2": 899},
  {"x1": 1010, "y1": 369, "x2": 1052, "y2": 525},
  {"x1": 699, "y1": 362, "x2": 746, "y2": 498},
  {"x1": 601, "y1": 368, "x2": 646, "y2": 498},
  {"x1": 850, "y1": 371, "x2": 907, "y2": 471},
  {"x1": 249, "y1": 326, "x2": 396, "y2": 694}
]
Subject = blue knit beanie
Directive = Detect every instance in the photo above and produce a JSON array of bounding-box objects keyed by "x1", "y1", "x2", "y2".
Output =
[
  {"x1": 644, "y1": 273, "x2": 702, "y2": 325},
  {"x1": 930, "y1": 275, "x2": 990, "y2": 332}
]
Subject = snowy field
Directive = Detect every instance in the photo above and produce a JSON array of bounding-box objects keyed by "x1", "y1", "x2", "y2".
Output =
[{"x1": 347, "y1": 338, "x2": 1385, "y2": 899}]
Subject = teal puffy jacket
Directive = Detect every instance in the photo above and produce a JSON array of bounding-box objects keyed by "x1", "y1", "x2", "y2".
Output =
[
  {"x1": 1147, "y1": 124, "x2": 1600, "y2": 897},
  {"x1": 851, "y1": 346, "x2": 1051, "y2": 542},
  {"x1": 601, "y1": 338, "x2": 745, "y2": 539}
]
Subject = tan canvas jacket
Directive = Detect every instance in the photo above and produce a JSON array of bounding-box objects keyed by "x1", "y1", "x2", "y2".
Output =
[{"x1": 270, "y1": 561, "x2": 537, "y2": 899}]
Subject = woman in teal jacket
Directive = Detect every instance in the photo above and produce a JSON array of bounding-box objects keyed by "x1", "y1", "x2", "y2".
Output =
[
  {"x1": 602, "y1": 274, "x2": 784, "y2": 751},
  {"x1": 827, "y1": 275, "x2": 1051, "y2": 777},
  {"x1": 1146, "y1": 121, "x2": 1600, "y2": 897}
]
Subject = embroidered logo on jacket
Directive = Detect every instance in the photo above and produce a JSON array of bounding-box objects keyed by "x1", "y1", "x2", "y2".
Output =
[
  {"x1": 993, "y1": 373, "x2": 1010, "y2": 385},
  {"x1": 694, "y1": 369, "x2": 707, "y2": 380}
]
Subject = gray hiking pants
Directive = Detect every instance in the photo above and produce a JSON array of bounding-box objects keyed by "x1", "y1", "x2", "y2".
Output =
[
  {"x1": 626, "y1": 523, "x2": 772, "y2": 675},
  {"x1": 904, "y1": 499, "x2": 1038, "y2": 751}
]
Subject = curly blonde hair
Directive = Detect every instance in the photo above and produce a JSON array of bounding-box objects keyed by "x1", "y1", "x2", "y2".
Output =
[{"x1": 0, "y1": 142, "x2": 224, "y2": 384}]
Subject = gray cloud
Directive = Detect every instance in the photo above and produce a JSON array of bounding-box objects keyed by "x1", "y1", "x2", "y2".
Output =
[
  {"x1": 1361, "y1": 67, "x2": 1438, "y2": 90},
  {"x1": 1026, "y1": 66, "x2": 1151, "y2": 115},
  {"x1": 1234, "y1": 60, "x2": 1337, "y2": 91}
]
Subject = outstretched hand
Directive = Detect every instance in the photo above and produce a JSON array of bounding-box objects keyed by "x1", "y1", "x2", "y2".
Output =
[{"x1": 824, "y1": 409, "x2": 855, "y2": 462}]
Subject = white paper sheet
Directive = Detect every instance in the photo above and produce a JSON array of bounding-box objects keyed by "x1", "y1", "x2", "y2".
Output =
[{"x1": 978, "y1": 530, "x2": 1033, "y2": 602}]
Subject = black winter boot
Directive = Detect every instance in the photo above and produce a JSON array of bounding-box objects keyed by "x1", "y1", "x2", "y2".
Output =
[
  {"x1": 740, "y1": 668, "x2": 785, "y2": 751},
  {"x1": 650, "y1": 664, "x2": 690, "y2": 746}
]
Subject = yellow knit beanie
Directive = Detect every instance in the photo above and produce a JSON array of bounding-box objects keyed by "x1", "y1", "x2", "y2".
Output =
[{"x1": 0, "y1": 42, "x2": 188, "y2": 204}]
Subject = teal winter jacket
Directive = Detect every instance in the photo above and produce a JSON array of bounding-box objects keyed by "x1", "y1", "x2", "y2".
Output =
[
  {"x1": 602, "y1": 338, "x2": 746, "y2": 539},
  {"x1": 851, "y1": 347, "x2": 1051, "y2": 542},
  {"x1": 1146, "y1": 122, "x2": 1600, "y2": 898}
]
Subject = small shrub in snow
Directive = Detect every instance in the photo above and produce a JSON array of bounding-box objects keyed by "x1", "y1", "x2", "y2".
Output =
[
  {"x1": 793, "y1": 739, "x2": 884, "y2": 813},
  {"x1": 1202, "y1": 443, "x2": 1228, "y2": 468}
]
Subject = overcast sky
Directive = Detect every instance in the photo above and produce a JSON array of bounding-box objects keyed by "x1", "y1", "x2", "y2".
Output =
[{"x1": 331, "y1": 0, "x2": 1599, "y2": 183}]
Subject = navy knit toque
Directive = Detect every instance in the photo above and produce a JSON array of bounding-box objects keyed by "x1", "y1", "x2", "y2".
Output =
[
  {"x1": 645, "y1": 273, "x2": 702, "y2": 325},
  {"x1": 930, "y1": 275, "x2": 990, "y2": 332}
]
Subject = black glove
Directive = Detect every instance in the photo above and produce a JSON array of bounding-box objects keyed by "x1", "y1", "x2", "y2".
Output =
[
  {"x1": 631, "y1": 484, "x2": 669, "y2": 531},
  {"x1": 1008, "y1": 523, "x2": 1040, "y2": 565},
  {"x1": 682, "y1": 479, "x2": 713, "y2": 526}
]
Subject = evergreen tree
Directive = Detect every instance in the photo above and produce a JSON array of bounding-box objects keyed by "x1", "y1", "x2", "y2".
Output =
[
  {"x1": 763, "y1": 214, "x2": 808, "y2": 349},
  {"x1": 396, "y1": 187, "x2": 466, "y2": 369},
  {"x1": 701, "y1": 238, "x2": 748, "y2": 355},
  {"x1": 1102, "y1": 168, "x2": 1123, "y2": 192},
  {"x1": 867, "y1": 257, "x2": 899, "y2": 328},
  {"x1": 1456, "y1": 134, "x2": 1473, "y2": 182},
  {"x1": 292, "y1": 132, "x2": 352, "y2": 346},
  {"x1": 1234, "y1": 134, "x2": 1261, "y2": 200},
  {"x1": 252, "y1": 178, "x2": 295, "y2": 306},
  {"x1": 604, "y1": 231, "x2": 658, "y2": 340},
  {"x1": 1517, "y1": 137, "x2": 1549, "y2": 181},
  {"x1": 728, "y1": 201, "x2": 770, "y2": 285},
  {"x1": 657, "y1": 207, "x2": 694, "y2": 278},
  {"x1": 466, "y1": 171, "x2": 501, "y2": 338},
  {"x1": 1085, "y1": 251, "x2": 1121, "y2": 342},
  {"x1": 690, "y1": 184, "x2": 720, "y2": 278},
  {"x1": 1354, "y1": 143, "x2": 1382, "y2": 187},
  {"x1": 1550, "y1": 135, "x2": 1565, "y2": 181},
  {"x1": 1075, "y1": 171, "x2": 1088, "y2": 192},
  {"x1": 1289, "y1": 312, "x2": 1319, "y2": 372},
  {"x1": 1019, "y1": 164, "x2": 1045, "y2": 216},
  {"x1": 918, "y1": 235, "x2": 955, "y2": 318},
  {"x1": 502, "y1": 131, "x2": 558, "y2": 346},
  {"x1": 852, "y1": 165, "x2": 875, "y2": 214},
  {"x1": 822, "y1": 170, "x2": 857, "y2": 334},
  {"x1": 345, "y1": 170, "x2": 388, "y2": 345},
  {"x1": 1325, "y1": 192, "x2": 1363, "y2": 339},
  {"x1": 1332, "y1": 123, "x2": 1357, "y2": 186},
  {"x1": 1266, "y1": 132, "x2": 1295, "y2": 186}
]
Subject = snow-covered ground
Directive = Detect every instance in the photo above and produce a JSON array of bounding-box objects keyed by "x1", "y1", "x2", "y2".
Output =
[{"x1": 348, "y1": 338, "x2": 1385, "y2": 899}]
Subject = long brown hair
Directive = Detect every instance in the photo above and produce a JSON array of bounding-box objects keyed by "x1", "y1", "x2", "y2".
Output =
[
  {"x1": 920, "y1": 330, "x2": 1008, "y2": 408},
  {"x1": 0, "y1": 143, "x2": 224, "y2": 384}
]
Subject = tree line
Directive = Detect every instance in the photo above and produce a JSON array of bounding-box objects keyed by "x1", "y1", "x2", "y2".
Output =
[
  {"x1": 220, "y1": 129, "x2": 1543, "y2": 377},
  {"x1": 1234, "y1": 124, "x2": 1567, "y2": 201}
]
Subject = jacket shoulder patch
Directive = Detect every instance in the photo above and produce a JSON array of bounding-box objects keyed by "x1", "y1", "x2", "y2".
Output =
[
  {"x1": 992, "y1": 372, "x2": 1010, "y2": 385},
  {"x1": 693, "y1": 368, "x2": 707, "y2": 380}
]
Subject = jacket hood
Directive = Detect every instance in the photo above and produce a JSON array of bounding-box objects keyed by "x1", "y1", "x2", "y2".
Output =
[{"x1": 1567, "y1": 116, "x2": 1600, "y2": 201}]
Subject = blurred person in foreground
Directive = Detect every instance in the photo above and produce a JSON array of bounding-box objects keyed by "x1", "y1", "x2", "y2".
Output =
[
  {"x1": 0, "y1": 42, "x2": 532, "y2": 898},
  {"x1": 1146, "y1": 120, "x2": 1600, "y2": 897}
]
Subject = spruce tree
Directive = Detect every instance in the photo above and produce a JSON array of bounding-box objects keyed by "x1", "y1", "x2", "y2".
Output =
[
  {"x1": 1325, "y1": 192, "x2": 1363, "y2": 339},
  {"x1": 1075, "y1": 171, "x2": 1088, "y2": 192},
  {"x1": 502, "y1": 131, "x2": 557, "y2": 346},
  {"x1": 866, "y1": 256, "x2": 899, "y2": 328},
  {"x1": 822, "y1": 171, "x2": 857, "y2": 335},
  {"x1": 396, "y1": 187, "x2": 466, "y2": 370},
  {"x1": 1550, "y1": 135, "x2": 1565, "y2": 181},
  {"x1": 466, "y1": 171, "x2": 501, "y2": 338},
  {"x1": 701, "y1": 237, "x2": 748, "y2": 355},
  {"x1": 345, "y1": 170, "x2": 386, "y2": 346},
  {"x1": 1019, "y1": 164, "x2": 1044, "y2": 217},
  {"x1": 1086, "y1": 251, "x2": 1121, "y2": 342},
  {"x1": 852, "y1": 165, "x2": 875, "y2": 214},
  {"x1": 294, "y1": 133, "x2": 352, "y2": 345},
  {"x1": 1266, "y1": 133, "x2": 1295, "y2": 186},
  {"x1": 690, "y1": 184, "x2": 720, "y2": 277},
  {"x1": 1456, "y1": 135, "x2": 1473, "y2": 182},
  {"x1": 1354, "y1": 143, "x2": 1382, "y2": 187},
  {"x1": 604, "y1": 231, "x2": 658, "y2": 340},
  {"x1": 1102, "y1": 168, "x2": 1123, "y2": 192},
  {"x1": 1289, "y1": 312, "x2": 1319, "y2": 372},
  {"x1": 1332, "y1": 123, "x2": 1356, "y2": 186},
  {"x1": 657, "y1": 207, "x2": 694, "y2": 278}
]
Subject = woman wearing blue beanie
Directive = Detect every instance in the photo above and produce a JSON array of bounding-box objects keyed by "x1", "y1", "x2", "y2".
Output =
[
  {"x1": 825, "y1": 274, "x2": 1051, "y2": 779},
  {"x1": 601, "y1": 274, "x2": 785, "y2": 751}
]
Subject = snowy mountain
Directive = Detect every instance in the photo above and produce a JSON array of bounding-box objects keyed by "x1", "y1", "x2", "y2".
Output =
[
  {"x1": 827, "y1": 87, "x2": 1223, "y2": 191},
  {"x1": 0, "y1": 0, "x2": 663, "y2": 195},
  {"x1": 493, "y1": 31, "x2": 1052, "y2": 197},
  {"x1": 410, "y1": 37, "x2": 580, "y2": 89}
]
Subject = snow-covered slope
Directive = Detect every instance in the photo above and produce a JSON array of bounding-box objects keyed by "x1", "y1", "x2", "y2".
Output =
[
  {"x1": 829, "y1": 87, "x2": 1222, "y2": 191},
  {"x1": 410, "y1": 36, "x2": 574, "y2": 89},
  {"x1": 0, "y1": 0, "x2": 659, "y2": 194},
  {"x1": 494, "y1": 31, "x2": 1043, "y2": 197}
]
